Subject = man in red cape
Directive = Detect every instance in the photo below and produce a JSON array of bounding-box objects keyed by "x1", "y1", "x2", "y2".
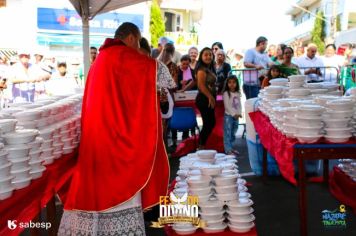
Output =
[{"x1": 59, "y1": 22, "x2": 170, "y2": 236}]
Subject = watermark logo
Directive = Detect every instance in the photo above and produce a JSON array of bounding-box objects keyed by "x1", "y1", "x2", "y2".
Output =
[
  {"x1": 150, "y1": 192, "x2": 205, "y2": 228},
  {"x1": 7, "y1": 220, "x2": 17, "y2": 230},
  {"x1": 7, "y1": 220, "x2": 51, "y2": 230},
  {"x1": 322, "y1": 205, "x2": 347, "y2": 228}
]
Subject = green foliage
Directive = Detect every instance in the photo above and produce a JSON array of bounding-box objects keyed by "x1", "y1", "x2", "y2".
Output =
[
  {"x1": 311, "y1": 11, "x2": 326, "y2": 54},
  {"x1": 150, "y1": 0, "x2": 165, "y2": 47},
  {"x1": 336, "y1": 14, "x2": 341, "y2": 32}
]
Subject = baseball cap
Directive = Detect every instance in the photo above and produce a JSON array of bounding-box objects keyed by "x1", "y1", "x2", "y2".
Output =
[
  {"x1": 17, "y1": 49, "x2": 31, "y2": 56},
  {"x1": 158, "y1": 36, "x2": 174, "y2": 46}
]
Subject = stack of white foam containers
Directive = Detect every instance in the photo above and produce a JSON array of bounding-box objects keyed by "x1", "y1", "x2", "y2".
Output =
[{"x1": 0, "y1": 93, "x2": 82, "y2": 201}]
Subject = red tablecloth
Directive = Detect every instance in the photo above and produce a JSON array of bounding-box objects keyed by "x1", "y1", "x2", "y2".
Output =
[
  {"x1": 165, "y1": 225, "x2": 257, "y2": 236},
  {"x1": 329, "y1": 167, "x2": 356, "y2": 214},
  {"x1": 0, "y1": 151, "x2": 78, "y2": 236},
  {"x1": 172, "y1": 96, "x2": 225, "y2": 157},
  {"x1": 249, "y1": 111, "x2": 298, "y2": 185},
  {"x1": 249, "y1": 111, "x2": 356, "y2": 186}
]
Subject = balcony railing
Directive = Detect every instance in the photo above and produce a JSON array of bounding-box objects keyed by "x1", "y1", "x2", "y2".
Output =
[{"x1": 164, "y1": 32, "x2": 199, "y2": 46}]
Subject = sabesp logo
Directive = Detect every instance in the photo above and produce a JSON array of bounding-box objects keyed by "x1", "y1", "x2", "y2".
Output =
[
  {"x1": 8, "y1": 220, "x2": 17, "y2": 230},
  {"x1": 7, "y1": 220, "x2": 51, "y2": 230}
]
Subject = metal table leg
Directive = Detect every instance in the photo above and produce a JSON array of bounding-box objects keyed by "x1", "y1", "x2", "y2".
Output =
[
  {"x1": 323, "y1": 159, "x2": 329, "y2": 185},
  {"x1": 298, "y1": 153, "x2": 307, "y2": 236},
  {"x1": 262, "y1": 147, "x2": 267, "y2": 183}
]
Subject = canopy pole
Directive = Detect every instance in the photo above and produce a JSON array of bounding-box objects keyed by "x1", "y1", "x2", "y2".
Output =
[{"x1": 82, "y1": 16, "x2": 90, "y2": 84}]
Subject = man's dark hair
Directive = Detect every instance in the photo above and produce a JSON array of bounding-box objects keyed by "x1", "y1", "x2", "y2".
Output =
[
  {"x1": 283, "y1": 46, "x2": 294, "y2": 55},
  {"x1": 256, "y1": 36, "x2": 268, "y2": 46},
  {"x1": 212, "y1": 42, "x2": 223, "y2": 50},
  {"x1": 57, "y1": 61, "x2": 67, "y2": 68},
  {"x1": 325, "y1": 44, "x2": 336, "y2": 50},
  {"x1": 114, "y1": 22, "x2": 140, "y2": 40},
  {"x1": 139, "y1": 37, "x2": 151, "y2": 55},
  {"x1": 90, "y1": 46, "x2": 97, "y2": 51},
  {"x1": 180, "y1": 54, "x2": 191, "y2": 62},
  {"x1": 164, "y1": 43, "x2": 175, "y2": 55}
]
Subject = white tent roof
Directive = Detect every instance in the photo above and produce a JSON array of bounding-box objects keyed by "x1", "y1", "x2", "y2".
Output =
[
  {"x1": 68, "y1": 0, "x2": 147, "y2": 82},
  {"x1": 69, "y1": 0, "x2": 147, "y2": 19}
]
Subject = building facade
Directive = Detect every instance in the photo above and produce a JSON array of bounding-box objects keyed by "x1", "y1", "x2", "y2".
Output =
[
  {"x1": 0, "y1": 0, "x2": 150, "y2": 60},
  {"x1": 160, "y1": 0, "x2": 202, "y2": 51},
  {"x1": 286, "y1": 0, "x2": 356, "y2": 47}
]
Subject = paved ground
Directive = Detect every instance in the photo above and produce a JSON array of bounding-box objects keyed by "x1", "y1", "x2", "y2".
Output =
[{"x1": 21, "y1": 133, "x2": 356, "y2": 236}]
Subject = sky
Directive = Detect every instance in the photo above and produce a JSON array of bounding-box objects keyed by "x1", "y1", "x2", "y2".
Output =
[{"x1": 199, "y1": 0, "x2": 295, "y2": 51}]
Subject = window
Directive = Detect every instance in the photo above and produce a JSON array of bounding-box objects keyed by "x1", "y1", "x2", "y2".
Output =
[
  {"x1": 164, "y1": 11, "x2": 183, "y2": 32},
  {"x1": 164, "y1": 12, "x2": 174, "y2": 32},
  {"x1": 176, "y1": 14, "x2": 181, "y2": 31}
]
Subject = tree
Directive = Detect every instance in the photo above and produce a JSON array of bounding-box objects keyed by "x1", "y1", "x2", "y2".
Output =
[
  {"x1": 336, "y1": 14, "x2": 341, "y2": 32},
  {"x1": 150, "y1": 0, "x2": 165, "y2": 47},
  {"x1": 311, "y1": 11, "x2": 326, "y2": 54}
]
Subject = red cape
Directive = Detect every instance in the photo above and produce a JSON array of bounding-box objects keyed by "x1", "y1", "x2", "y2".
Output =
[{"x1": 64, "y1": 38, "x2": 170, "y2": 211}]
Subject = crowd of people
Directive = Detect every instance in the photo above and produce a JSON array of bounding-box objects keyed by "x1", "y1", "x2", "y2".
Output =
[
  {"x1": 0, "y1": 48, "x2": 91, "y2": 104},
  {"x1": 49, "y1": 22, "x2": 356, "y2": 235},
  {"x1": 149, "y1": 35, "x2": 356, "y2": 155}
]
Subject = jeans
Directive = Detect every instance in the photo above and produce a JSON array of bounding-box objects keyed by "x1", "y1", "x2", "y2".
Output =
[
  {"x1": 223, "y1": 114, "x2": 239, "y2": 153},
  {"x1": 243, "y1": 84, "x2": 260, "y2": 99},
  {"x1": 196, "y1": 93, "x2": 215, "y2": 146}
]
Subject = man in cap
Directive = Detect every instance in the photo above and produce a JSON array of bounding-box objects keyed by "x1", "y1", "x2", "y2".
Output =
[
  {"x1": 10, "y1": 50, "x2": 49, "y2": 102},
  {"x1": 243, "y1": 36, "x2": 274, "y2": 98},
  {"x1": 0, "y1": 53, "x2": 9, "y2": 91},
  {"x1": 152, "y1": 36, "x2": 181, "y2": 64},
  {"x1": 151, "y1": 36, "x2": 169, "y2": 59},
  {"x1": 33, "y1": 50, "x2": 51, "y2": 97}
]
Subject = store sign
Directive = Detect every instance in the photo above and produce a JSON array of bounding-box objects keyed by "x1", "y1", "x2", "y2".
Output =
[
  {"x1": 37, "y1": 8, "x2": 143, "y2": 34},
  {"x1": 150, "y1": 192, "x2": 205, "y2": 228}
]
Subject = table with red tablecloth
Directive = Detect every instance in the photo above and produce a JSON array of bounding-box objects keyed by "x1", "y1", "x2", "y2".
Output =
[
  {"x1": 249, "y1": 111, "x2": 356, "y2": 235},
  {"x1": 329, "y1": 166, "x2": 356, "y2": 214},
  {"x1": 0, "y1": 151, "x2": 77, "y2": 236},
  {"x1": 172, "y1": 95, "x2": 225, "y2": 157},
  {"x1": 164, "y1": 225, "x2": 258, "y2": 236},
  {"x1": 248, "y1": 111, "x2": 299, "y2": 185}
]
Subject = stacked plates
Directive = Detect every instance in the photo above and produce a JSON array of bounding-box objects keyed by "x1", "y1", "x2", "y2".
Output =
[
  {"x1": 282, "y1": 107, "x2": 299, "y2": 138},
  {"x1": 288, "y1": 75, "x2": 306, "y2": 89},
  {"x1": 0, "y1": 144, "x2": 14, "y2": 200},
  {"x1": 172, "y1": 223, "x2": 197, "y2": 235},
  {"x1": 0, "y1": 94, "x2": 82, "y2": 200},
  {"x1": 264, "y1": 86, "x2": 284, "y2": 100},
  {"x1": 324, "y1": 99, "x2": 354, "y2": 143},
  {"x1": 0, "y1": 119, "x2": 17, "y2": 133},
  {"x1": 14, "y1": 110, "x2": 42, "y2": 129},
  {"x1": 294, "y1": 105, "x2": 324, "y2": 143},
  {"x1": 227, "y1": 198, "x2": 255, "y2": 233},
  {"x1": 269, "y1": 78, "x2": 288, "y2": 86},
  {"x1": 2, "y1": 129, "x2": 41, "y2": 190},
  {"x1": 200, "y1": 200, "x2": 226, "y2": 234},
  {"x1": 313, "y1": 95, "x2": 340, "y2": 106},
  {"x1": 287, "y1": 88, "x2": 311, "y2": 99},
  {"x1": 173, "y1": 151, "x2": 254, "y2": 235}
]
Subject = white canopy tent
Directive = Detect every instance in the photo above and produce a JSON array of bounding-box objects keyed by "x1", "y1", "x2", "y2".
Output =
[{"x1": 68, "y1": 0, "x2": 147, "y2": 81}]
